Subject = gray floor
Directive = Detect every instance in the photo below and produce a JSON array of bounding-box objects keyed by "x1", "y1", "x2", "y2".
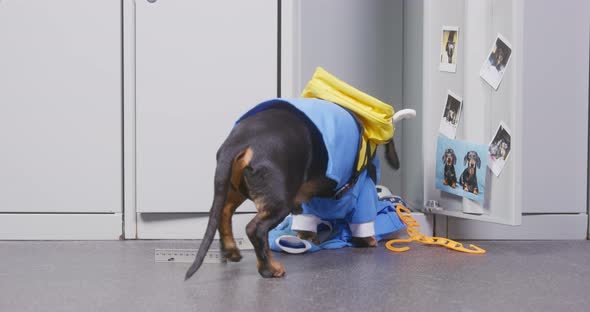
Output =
[{"x1": 0, "y1": 240, "x2": 589, "y2": 312}]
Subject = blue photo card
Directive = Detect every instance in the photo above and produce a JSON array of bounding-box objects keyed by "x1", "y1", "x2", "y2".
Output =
[{"x1": 435, "y1": 136, "x2": 488, "y2": 203}]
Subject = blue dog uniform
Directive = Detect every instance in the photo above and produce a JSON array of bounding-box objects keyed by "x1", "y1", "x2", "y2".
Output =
[{"x1": 238, "y1": 98, "x2": 381, "y2": 237}]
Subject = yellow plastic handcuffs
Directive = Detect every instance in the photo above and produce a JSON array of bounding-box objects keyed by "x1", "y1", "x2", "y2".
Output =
[{"x1": 385, "y1": 206, "x2": 486, "y2": 254}]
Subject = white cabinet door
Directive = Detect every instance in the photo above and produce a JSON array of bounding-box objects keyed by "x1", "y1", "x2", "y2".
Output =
[
  {"x1": 135, "y1": 0, "x2": 277, "y2": 213},
  {"x1": 0, "y1": 0, "x2": 122, "y2": 214}
]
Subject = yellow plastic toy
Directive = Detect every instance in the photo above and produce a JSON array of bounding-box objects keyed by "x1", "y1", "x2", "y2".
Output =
[{"x1": 385, "y1": 206, "x2": 486, "y2": 254}]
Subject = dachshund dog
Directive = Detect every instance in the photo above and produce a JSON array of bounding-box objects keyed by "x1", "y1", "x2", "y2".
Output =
[
  {"x1": 490, "y1": 139, "x2": 509, "y2": 161},
  {"x1": 184, "y1": 101, "x2": 409, "y2": 279},
  {"x1": 498, "y1": 141, "x2": 509, "y2": 160},
  {"x1": 445, "y1": 31, "x2": 456, "y2": 63},
  {"x1": 445, "y1": 109, "x2": 456, "y2": 124},
  {"x1": 442, "y1": 148, "x2": 457, "y2": 188},
  {"x1": 459, "y1": 151, "x2": 481, "y2": 194},
  {"x1": 490, "y1": 39, "x2": 511, "y2": 72}
]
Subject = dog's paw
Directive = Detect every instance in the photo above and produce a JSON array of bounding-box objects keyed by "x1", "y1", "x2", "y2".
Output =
[
  {"x1": 351, "y1": 236, "x2": 377, "y2": 248},
  {"x1": 297, "y1": 230, "x2": 320, "y2": 245},
  {"x1": 443, "y1": 180, "x2": 448, "y2": 186},
  {"x1": 259, "y1": 260, "x2": 286, "y2": 278},
  {"x1": 451, "y1": 183, "x2": 456, "y2": 188},
  {"x1": 473, "y1": 189, "x2": 479, "y2": 195},
  {"x1": 223, "y1": 248, "x2": 243, "y2": 262}
]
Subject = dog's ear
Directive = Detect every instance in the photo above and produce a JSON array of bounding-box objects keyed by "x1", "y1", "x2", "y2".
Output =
[
  {"x1": 442, "y1": 152, "x2": 446, "y2": 163},
  {"x1": 452, "y1": 152, "x2": 456, "y2": 165},
  {"x1": 464, "y1": 154, "x2": 469, "y2": 166},
  {"x1": 476, "y1": 154, "x2": 481, "y2": 168},
  {"x1": 385, "y1": 140, "x2": 400, "y2": 170}
]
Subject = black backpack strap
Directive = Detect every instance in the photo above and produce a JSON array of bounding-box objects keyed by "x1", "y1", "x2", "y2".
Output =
[{"x1": 332, "y1": 109, "x2": 377, "y2": 199}]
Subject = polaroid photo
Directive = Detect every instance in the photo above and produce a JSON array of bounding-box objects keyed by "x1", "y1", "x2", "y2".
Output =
[
  {"x1": 439, "y1": 90, "x2": 463, "y2": 139},
  {"x1": 480, "y1": 33, "x2": 513, "y2": 90},
  {"x1": 435, "y1": 136, "x2": 488, "y2": 203},
  {"x1": 488, "y1": 121, "x2": 512, "y2": 177},
  {"x1": 439, "y1": 26, "x2": 459, "y2": 73}
]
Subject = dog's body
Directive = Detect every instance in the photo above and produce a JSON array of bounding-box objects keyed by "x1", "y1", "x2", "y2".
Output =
[
  {"x1": 445, "y1": 109, "x2": 456, "y2": 125},
  {"x1": 185, "y1": 99, "x2": 401, "y2": 279},
  {"x1": 490, "y1": 139, "x2": 509, "y2": 160},
  {"x1": 459, "y1": 151, "x2": 481, "y2": 194},
  {"x1": 498, "y1": 141, "x2": 508, "y2": 160},
  {"x1": 445, "y1": 31, "x2": 456, "y2": 63},
  {"x1": 446, "y1": 41, "x2": 455, "y2": 63},
  {"x1": 442, "y1": 148, "x2": 457, "y2": 188}
]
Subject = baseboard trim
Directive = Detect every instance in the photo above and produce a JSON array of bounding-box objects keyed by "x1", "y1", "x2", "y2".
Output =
[
  {"x1": 0, "y1": 213, "x2": 123, "y2": 240},
  {"x1": 448, "y1": 213, "x2": 588, "y2": 240}
]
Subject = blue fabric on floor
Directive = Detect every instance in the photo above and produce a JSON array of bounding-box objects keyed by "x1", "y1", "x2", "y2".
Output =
[{"x1": 269, "y1": 196, "x2": 408, "y2": 253}]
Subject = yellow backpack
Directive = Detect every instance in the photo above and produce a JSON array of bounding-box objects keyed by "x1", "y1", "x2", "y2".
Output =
[{"x1": 301, "y1": 67, "x2": 394, "y2": 172}]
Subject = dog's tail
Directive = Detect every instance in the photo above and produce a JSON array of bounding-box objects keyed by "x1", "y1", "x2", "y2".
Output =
[{"x1": 185, "y1": 145, "x2": 240, "y2": 281}]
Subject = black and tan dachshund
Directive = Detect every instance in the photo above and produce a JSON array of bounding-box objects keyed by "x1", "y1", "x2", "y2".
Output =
[
  {"x1": 442, "y1": 148, "x2": 457, "y2": 188},
  {"x1": 459, "y1": 151, "x2": 481, "y2": 194},
  {"x1": 185, "y1": 103, "x2": 403, "y2": 279}
]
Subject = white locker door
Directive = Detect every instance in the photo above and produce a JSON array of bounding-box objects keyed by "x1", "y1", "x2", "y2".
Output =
[
  {"x1": 0, "y1": 0, "x2": 122, "y2": 214},
  {"x1": 407, "y1": 0, "x2": 523, "y2": 226},
  {"x1": 404, "y1": 0, "x2": 588, "y2": 239},
  {"x1": 444, "y1": 0, "x2": 589, "y2": 240},
  {"x1": 135, "y1": 0, "x2": 277, "y2": 217}
]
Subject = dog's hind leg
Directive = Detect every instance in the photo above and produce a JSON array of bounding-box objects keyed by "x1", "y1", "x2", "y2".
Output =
[
  {"x1": 246, "y1": 204, "x2": 288, "y2": 277},
  {"x1": 246, "y1": 201, "x2": 290, "y2": 278},
  {"x1": 218, "y1": 188, "x2": 245, "y2": 262},
  {"x1": 218, "y1": 148, "x2": 252, "y2": 262},
  {"x1": 243, "y1": 166, "x2": 292, "y2": 278}
]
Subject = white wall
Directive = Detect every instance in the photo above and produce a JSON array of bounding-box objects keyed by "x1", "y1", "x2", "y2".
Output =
[
  {"x1": 299, "y1": 0, "x2": 405, "y2": 194},
  {"x1": 521, "y1": 0, "x2": 589, "y2": 214}
]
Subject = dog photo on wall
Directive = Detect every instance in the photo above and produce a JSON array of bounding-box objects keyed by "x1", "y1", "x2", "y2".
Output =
[
  {"x1": 488, "y1": 121, "x2": 512, "y2": 176},
  {"x1": 439, "y1": 26, "x2": 459, "y2": 72},
  {"x1": 480, "y1": 33, "x2": 512, "y2": 90},
  {"x1": 436, "y1": 136, "x2": 488, "y2": 203},
  {"x1": 439, "y1": 90, "x2": 463, "y2": 139}
]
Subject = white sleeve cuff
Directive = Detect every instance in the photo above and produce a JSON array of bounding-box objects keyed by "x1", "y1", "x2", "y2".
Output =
[
  {"x1": 349, "y1": 221, "x2": 375, "y2": 237},
  {"x1": 291, "y1": 214, "x2": 322, "y2": 233}
]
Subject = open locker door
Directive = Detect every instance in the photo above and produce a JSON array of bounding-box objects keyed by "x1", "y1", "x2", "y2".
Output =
[
  {"x1": 403, "y1": 0, "x2": 588, "y2": 239},
  {"x1": 423, "y1": 0, "x2": 522, "y2": 226},
  {"x1": 403, "y1": 0, "x2": 523, "y2": 226}
]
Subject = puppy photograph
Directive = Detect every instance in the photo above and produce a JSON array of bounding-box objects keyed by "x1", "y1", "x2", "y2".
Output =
[
  {"x1": 436, "y1": 136, "x2": 488, "y2": 203},
  {"x1": 488, "y1": 121, "x2": 512, "y2": 176},
  {"x1": 439, "y1": 90, "x2": 463, "y2": 139},
  {"x1": 480, "y1": 33, "x2": 513, "y2": 90},
  {"x1": 439, "y1": 26, "x2": 459, "y2": 72},
  {"x1": 459, "y1": 151, "x2": 482, "y2": 194},
  {"x1": 442, "y1": 148, "x2": 457, "y2": 188}
]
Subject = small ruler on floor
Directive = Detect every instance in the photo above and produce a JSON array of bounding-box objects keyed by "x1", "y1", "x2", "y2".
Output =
[
  {"x1": 155, "y1": 248, "x2": 225, "y2": 264},
  {"x1": 155, "y1": 238, "x2": 253, "y2": 264}
]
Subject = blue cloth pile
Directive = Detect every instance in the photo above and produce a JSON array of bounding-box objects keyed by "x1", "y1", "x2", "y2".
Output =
[{"x1": 269, "y1": 196, "x2": 409, "y2": 253}]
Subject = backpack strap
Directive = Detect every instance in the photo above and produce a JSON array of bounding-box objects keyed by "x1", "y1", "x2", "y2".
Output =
[{"x1": 332, "y1": 110, "x2": 377, "y2": 199}]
